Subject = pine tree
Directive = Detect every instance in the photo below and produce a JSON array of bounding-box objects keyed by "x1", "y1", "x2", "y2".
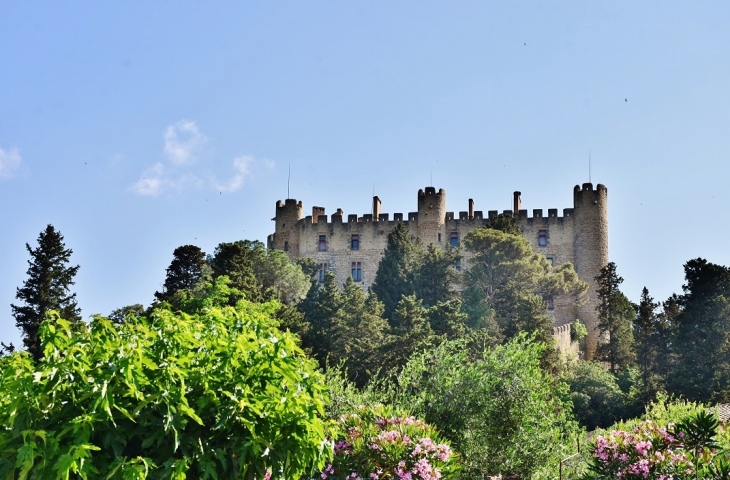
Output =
[
  {"x1": 415, "y1": 243, "x2": 460, "y2": 307},
  {"x1": 155, "y1": 245, "x2": 206, "y2": 302},
  {"x1": 11, "y1": 225, "x2": 81, "y2": 360},
  {"x1": 594, "y1": 262, "x2": 636, "y2": 374},
  {"x1": 371, "y1": 222, "x2": 422, "y2": 323}
]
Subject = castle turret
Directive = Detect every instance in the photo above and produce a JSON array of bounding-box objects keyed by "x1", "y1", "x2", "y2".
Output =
[
  {"x1": 273, "y1": 199, "x2": 303, "y2": 257},
  {"x1": 573, "y1": 183, "x2": 609, "y2": 360},
  {"x1": 417, "y1": 187, "x2": 446, "y2": 245}
]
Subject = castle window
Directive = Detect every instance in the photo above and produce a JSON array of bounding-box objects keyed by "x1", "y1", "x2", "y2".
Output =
[
  {"x1": 284, "y1": 241, "x2": 289, "y2": 252},
  {"x1": 538, "y1": 230, "x2": 547, "y2": 246},
  {"x1": 547, "y1": 297, "x2": 555, "y2": 310},
  {"x1": 352, "y1": 262, "x2": 362, "y2": 281},
  {"x1": 438, "y1": 233, "x2": 441, "y2": 242},
  {"x1": 454, "y1": 259, "x2": 461, "y2": 272},
  {"x1": 546, "y1": 257, "x2": 554, "y2": 265},
  {"x1": 318, "y1": 263, "x2": 328, "y2": 282},
  {"x1": 351, "y1": 234, "x2": 359, "y2": 250},
  {"x1": 450, "y1": 232, "x2": 458, "y2": 247},
  {"x1": 318, "y1": 235, "x2": 327, "y2": 251}
]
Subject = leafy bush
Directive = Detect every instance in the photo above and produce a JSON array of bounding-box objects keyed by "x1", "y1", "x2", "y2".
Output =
[
  {"x1": 0, "y1": 278, "x2": 330, "y2": 479},
  {"x1": 311, "y1": 404, "x2": 459, "y2": 480},
  {"x1": 571, "y1": 318, "x2": 588, "y2": 342},
  {"x1": 392, "y1": 334, "x2": 583, "y2": 479}
]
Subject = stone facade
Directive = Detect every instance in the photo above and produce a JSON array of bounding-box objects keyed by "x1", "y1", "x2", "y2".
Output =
[{"x1": 268, "y1": 183, "x2": 609, "y2": 360}]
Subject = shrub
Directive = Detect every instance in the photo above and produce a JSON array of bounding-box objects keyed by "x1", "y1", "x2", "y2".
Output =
[
  {"x1": 311, "y1": 404, "x2": 459, "y2": 480},
  {"x1": 392, "y1": 334, "x2": 583, "y2": 479},
  {"x1": 0, "y1": 278, "x2": 330, "y2": 479}
]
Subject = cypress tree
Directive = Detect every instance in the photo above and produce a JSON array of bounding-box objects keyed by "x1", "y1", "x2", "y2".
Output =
[{"x1": 11, "y1": 225, "x2": 81, "y2": 360}]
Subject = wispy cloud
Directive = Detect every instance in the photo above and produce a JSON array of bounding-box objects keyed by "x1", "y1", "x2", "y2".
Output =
[
  {"x1": 130, "y1": 120, "x2": 272, "y2": 197},
  {"x1": 163, "y1": 120, "x2": 207, "y2": 165},
  {"x1": 131, "y1": 163, "x2": 165, "y2": 196},
  {"x1": 0, "y1": 146, "x2": 22, "y2": 179}
]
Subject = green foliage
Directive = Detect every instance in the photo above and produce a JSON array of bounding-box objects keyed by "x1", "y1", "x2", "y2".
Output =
[
  {"x1": 0, "y1": 278, "x2": 330, "y2": 479},
  {"x1": 487, "y1": 212, "x2": 521, "y2": 236},
  {"x1": 251, "y1": 248, "x2": 310, "y2": 305},
  {"x1": 154, "y1": 245, "x2": 207, "y2": 303},
  {"x1": 11, "y1": 224, "x2": 81, "y2": 361},
  {"x1": 414, "y1": 243, "x2": 461, "y2": 308},
  {"x1": 108, "y1": 304, "x2": 146, "y2": 324},
  {"x1": 632, "y1": 287, "x2": 666, "y2": 403},
  {"x1": 564, "y1": 361, "x2": 629, "y2": 430},
  {"x1": 594, "y1": 262, "x2": 636, "y2": 374},
  {"x1": 371, "y1": 223, "x2": 423, "y2": 323},
  {"x1": 571, "y1": 318, "x2": 588, "y2": 342},
  {"x1": 668, "y1": 258, "x2": 730, "y2": 403},
  {"x1": 209, "y1": 240, "x2": 264, "y2": 303},
  {"x1": 392, "y1": 334, "x2": 583, "y2": 480}
]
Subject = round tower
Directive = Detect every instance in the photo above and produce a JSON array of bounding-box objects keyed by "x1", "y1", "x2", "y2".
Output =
[
  {"x1": 573, "y1": 183, "x2": 609, "y2": 360},
  {"x1": 417, "y1": 187, "x2": 447, "y2": 246},
  {"x1": 274, "y1": 199, "x2": 303, "y2": 258}
]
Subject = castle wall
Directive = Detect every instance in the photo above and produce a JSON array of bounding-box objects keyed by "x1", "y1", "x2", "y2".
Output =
[{"x1": 270, "y1": 183, "x2": 608, "y2": 358}]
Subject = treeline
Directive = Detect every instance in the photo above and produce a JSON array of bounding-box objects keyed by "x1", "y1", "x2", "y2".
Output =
[
  {"x1": 7, "y1": 222, "x2": 730, "y2": 435},
  {"x1": 571, "y1": 259, "x2": 730, "y2": 429}
]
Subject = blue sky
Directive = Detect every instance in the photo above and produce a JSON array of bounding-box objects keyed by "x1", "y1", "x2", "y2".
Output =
[{"x1": 2, "y1": 2, "x2": 729, "y2": 347}]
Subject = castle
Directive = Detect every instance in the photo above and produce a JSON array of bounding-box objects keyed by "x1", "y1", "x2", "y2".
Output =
[{"x1": 268, "y1": 183, "x2": 608, "y2": 360}]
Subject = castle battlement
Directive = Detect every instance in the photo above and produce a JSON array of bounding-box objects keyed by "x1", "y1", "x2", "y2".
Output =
[{"x1": 269, "y1": 183, "x2": 608, "y2": 360}]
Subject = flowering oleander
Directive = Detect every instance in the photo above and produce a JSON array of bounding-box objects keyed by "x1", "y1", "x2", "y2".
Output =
[{"x1": 310, "y1": 405, "x2": 459, "y2": 480}]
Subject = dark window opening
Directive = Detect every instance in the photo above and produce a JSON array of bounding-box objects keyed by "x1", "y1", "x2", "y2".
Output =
[
  {"x1": 318, "y1": 263, "x2": 328, "y2": 282},
  {"x1": 438, "y1": 233, "x2": 442, "y2": 242},
  {"x1": 538, "y1": 230, "x2": 547, "y2": 247},
  {"x1": 284, "y1": 241, "x2": 289, "y2": 252},
  {"x1": 351, "y1": 234, "x2": 359, "y2": 250},
  {"x1": 450, "y1": 232, "x2": 458, "y2": 247},
  {"x1": 351, "y1": 262, "x2": 362, "y2": 281},
  {"x1": 318, "y1": 235, "x2": 327, "y2": 251},
  {"x1": 546, "y1": 257, "x2": 554, "y2": 265},
  {"x1": 547, "y1": 297, "x2": 555, "y2": 310}
]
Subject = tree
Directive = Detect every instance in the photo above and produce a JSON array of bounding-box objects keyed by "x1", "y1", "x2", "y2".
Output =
[
  {"x1": 487, "y1": 212, "x2": 521, "y2": 236},
  {"x1": 564, "y1": 360, "x2": 628, "y2": 430},
  {"x1": 371, "y1": 222, "x2": 423, "y2": 323},
  {"x1": 633, "y1": 287, "x2": 663, "y2": 403},
  {"x1": 251, "y1": 247, "x2": 310, "y2": 305},
  {"x1": 0, "y1": 277, "x2": 330, "y2": 479},
  {"x1": 108, "y1": 304, "x2": 145, "y2": 324},
  {"x1": 11, "y1": 225, "x2": 81, "y2": 360},
  {"x1": 594, "y1": 262, "x2": 636, "y2": 374},
  {"x1": 667, "y1": 258, "x2": 730, "y2": 403},
  {"x1": 154, "y1": 245, "x2": 206, "y2": 302},
  {"x1": 394, "y1": 334, "x2": 582, "y2": 479},
  {"x1": 462, "y1": 228, "x2": 587, "y2": 343},
  {"x1": 209, "y1": 241, "x2": 263, "y2": 303},
  {"x1": 414, "y1": 243, "x2": 461, "y2": 308}
]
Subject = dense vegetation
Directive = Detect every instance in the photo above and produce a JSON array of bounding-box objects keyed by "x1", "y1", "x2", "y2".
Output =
[{"x1": 3, "y1": 221, "x2": 730, "y2": 478}]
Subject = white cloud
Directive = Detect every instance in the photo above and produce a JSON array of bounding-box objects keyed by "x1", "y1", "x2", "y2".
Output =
[
  {"x1": 0, "y1": 147, "x2": 22, "y2": 179},
  {"x1": 215, "y1": 155, "x2": 254, "y2": 193},
  {"x1": 215, "y1": 155, "x2": 274, "y2": 193},
  {"x1": 131, "y1": 163, "x2": 165, "y2": 196},
  {"x1": 163, "y1": 120, "x2": 207, "y2": 165}
]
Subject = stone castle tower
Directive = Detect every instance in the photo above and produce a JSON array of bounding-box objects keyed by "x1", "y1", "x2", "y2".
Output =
[{"x1": 268, "y1": 183, "x2": 609, "y2": 359}]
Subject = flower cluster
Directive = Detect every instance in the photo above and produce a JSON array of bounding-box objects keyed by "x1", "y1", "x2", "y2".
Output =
[
  {"x1": 310, "y1": 405, "x2": 459, "y2": 480},
  {"x1": 585, "y1": 419, "x2": 730, "y2": 479}
]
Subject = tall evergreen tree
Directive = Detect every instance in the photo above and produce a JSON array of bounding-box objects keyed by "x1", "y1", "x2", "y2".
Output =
[
  {"x1": 371, "y1": 222, "x2": 423, "y2": 322},
  {"x1": 415, "y1": 243, "x2": 460, "y2": 307},
  {"x1": 11, "y1": 225, "x2": 81, "y2": 360},
  {"x1": 154, "y1": 245, "x2": 206, "y2": 302},
  {"x1": 209, "y1": 241, "x2": 262, "y2": 303},
  {"x1": 668, "y1": 258, "x2": 730, "y2": 402},
  {"x1": 633, "y1": 287, "x2": 662, "y2": 402},
  {"x1": 594, "y1": 262, "x2": 636, "y2": 374}
]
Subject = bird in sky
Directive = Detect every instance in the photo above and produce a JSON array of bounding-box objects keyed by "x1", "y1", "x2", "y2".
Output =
[{"x1": 625, "y1": 98, "x2": 628, "y2": 102}]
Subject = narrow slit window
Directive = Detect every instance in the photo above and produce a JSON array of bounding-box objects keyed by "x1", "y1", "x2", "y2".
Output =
[
  {"x1": 318, "y1": 235, "x2": 327, "y2": 251},
  {"x1": 351, "y1": 262, "x2": 362, "y2": 281},
  {"x1": 351, "y1": 234, "x2": 359, "y2": 250},
  {"x1": 284, "y1": 241, "x2": 289, "y2": 252},
  {"x1": 538, "y1": 230, "x2": 547, "y2": 247},
  {"x1": 318, "y1": 263, "x2": 328, "y2": 282}
]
